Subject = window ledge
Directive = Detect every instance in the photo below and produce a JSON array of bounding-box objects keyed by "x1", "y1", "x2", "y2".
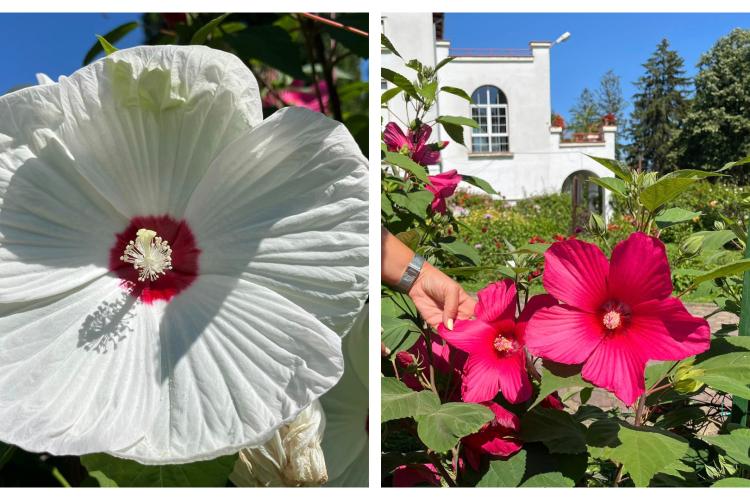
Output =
[{"x1": 468, "y1": 152, "x2": 514, "y2": 159}]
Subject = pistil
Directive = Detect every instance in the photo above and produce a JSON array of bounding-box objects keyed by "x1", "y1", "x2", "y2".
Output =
[{"x1": 120, "y1": 228, "x2": 173, "y2": 282}]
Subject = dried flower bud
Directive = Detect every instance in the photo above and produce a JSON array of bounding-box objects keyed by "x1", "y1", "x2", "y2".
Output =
[{"x1": 230, "y1": 400, "x2": 328, "y2": 487}]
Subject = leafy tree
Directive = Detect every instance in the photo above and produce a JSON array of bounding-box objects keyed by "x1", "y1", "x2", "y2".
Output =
[
  {"x1": 569, "y1": 88, "x2": 599, "y2": 133},
  {"x1": 625, "y1": 39, "x2": 690, "y2": 173},
  {"x1": 595, "y1": 69, "x2": 627, "y2": 158},
  {"x1": 679, "y1": 28, "x2": 750, "y2": 181}
]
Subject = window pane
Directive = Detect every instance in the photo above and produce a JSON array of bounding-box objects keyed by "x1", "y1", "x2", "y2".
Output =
[
  {"x1": 473, "y1": 108, "x2": 488, "y2": 133},
  {"x1": 491, "y1": 136, "x2": 509, "y2": 152},
  {"x1": 488, "y1": 86, "x2": 498, "y2": 104},
  {"x1": 491, "y1": 107, "x2": 507, "y2": 135},
  {"x1": 472, "y1": 87, "x2": 487, "y2": 104},
  {"x1": 472, "y1": 136, "x2": 489, "y2": 152},
  {"x1": 496, "y1": 89, "x2": 508, "y2": 104}
]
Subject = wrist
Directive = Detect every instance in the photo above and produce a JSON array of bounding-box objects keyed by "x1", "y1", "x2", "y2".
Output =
[{"x1": 394, "y1": 253, "x2": 425, "y2": 294}]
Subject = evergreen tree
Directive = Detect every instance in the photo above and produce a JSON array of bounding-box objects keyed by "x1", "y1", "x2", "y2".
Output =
[
  {"x1": 569, "y1": 88, "x2": 599, "y2": 133},
  {"x1": 679, "y1": 28, "x2": 750, "y2": 181},
  {"x1": 595, "y1": 70, "x2": 627, "y2": 158},
  {"x1": 625, "y1": 39, "x2": 690, "y2": 173}
]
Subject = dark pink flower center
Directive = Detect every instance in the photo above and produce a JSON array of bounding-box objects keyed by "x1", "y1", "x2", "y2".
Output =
[{"x1": 109, "y1": 215, "x2": 200, "y2": 304}]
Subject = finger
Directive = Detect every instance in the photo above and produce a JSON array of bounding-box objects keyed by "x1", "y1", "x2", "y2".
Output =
[{"x1": 442, "y1": 284, "x2": 459, "y2": 330}]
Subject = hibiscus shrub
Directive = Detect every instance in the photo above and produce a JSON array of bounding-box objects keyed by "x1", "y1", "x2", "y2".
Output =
[{"x1": 381, "y1": 36, "x2": 750, "y2": 488}]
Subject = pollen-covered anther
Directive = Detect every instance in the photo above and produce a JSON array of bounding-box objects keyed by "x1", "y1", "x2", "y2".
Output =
[
  {"x1": 602, "y1": 310, "x2": 622, "y2": 330},
  {"x1": 120, "y1": 228, "x2": 173, "y2": 282},
  {"x1": 493, "y1": 335, "x2": 516, "y2": 354}
]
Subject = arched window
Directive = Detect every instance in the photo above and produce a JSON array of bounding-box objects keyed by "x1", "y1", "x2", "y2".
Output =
[{"x1": 470, "y1": 85, "x2": 509, "y2": 153}]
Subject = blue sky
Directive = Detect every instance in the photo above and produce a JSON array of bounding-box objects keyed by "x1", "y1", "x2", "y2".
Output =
[
  {"x1": 0, "y1": 13, "x2": 368, "y2": 94},
  {"x1": 445, "y1": 13, "x2": 750, "y2": 122},
  {"x1": 0, "y1": 13, "x2": 143, "y2": 94}
]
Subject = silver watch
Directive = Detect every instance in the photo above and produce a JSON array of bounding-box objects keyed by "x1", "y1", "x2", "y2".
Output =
[{"x1": 395, "y1": 254, "x2": 425, "y2": 293}]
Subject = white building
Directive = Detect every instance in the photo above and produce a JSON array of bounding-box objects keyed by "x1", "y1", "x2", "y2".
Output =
[{"x1": 382, "y1": 13, "x2": 617, "y2": 217}]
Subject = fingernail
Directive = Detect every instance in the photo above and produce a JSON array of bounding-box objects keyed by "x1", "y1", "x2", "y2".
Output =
[{"x1": 446, "y1": 318, "x2": 454, "y2": 331}]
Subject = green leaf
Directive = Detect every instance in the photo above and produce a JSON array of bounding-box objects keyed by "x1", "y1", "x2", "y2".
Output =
[
  {"x1": 436, "y1": 116, "x2": 480, "y2": 147},
  {"x1": 693, "y1": 351, "x2": 750, "y2": 399},
  {"x1": 607, "y1": 424, "x2": 690, "y2": 487},
  {"x1": 586, "y1": 155, "x2": 631, "y2": 181},
  {"x1": 227, "y1": 26, "x2": 305, "y2": 79},
  {"x1": 381, "y1": 192, "x2": 394, "y2": 216},
  {"x1": 440, "y1": 86, "x2": 471, "y2": 102},
  {"x1": 381, "y1": 87, "x2": 402, "y2": 105},
  {"x1": 381, "y1": 316, "x2": 421, "y2": 356},
  {"x1": 437, "y1": 115, "x2": 480, "y2": 128},
  {"x1": 655, "y1": 208, "x2": 701, "y2": 229},
  {"x1": 712, "y1": 477, "x2": 750, "y2": 487},
  {"x1": 692, "y1": 229, "x2": 738, "y2": 252},
  {"x1": 531, "y1": 361, "x2": 591, "y2": 408},
  {"x1": 416, "y1": 402, "x2": 494, "y2": 453},
  {"x1": 190, "y1": 13, "x2": 230, "y2": 44},
  {"x1": 381, "y1": 68, "x2": 419, "y2": 100},
  {"x1": 381, "y1": 377, "x2": 440, "y2": 422},
  {"x1": 418, "y1": 80, "x2": 438, "y2": 104},
  {"x1": 389, "y1": 191, "x2": 434, "y2": 218},
  {"x1": 520, "y1": 407, "x2": 587, "y2": 454},
  {"x1": 434, "y1": 57, "x2": 455, "y2": 72},
  {"x1": 83, "y1": 22, "x2": 138, "y2": 64},
  {"x1": 640, "y1": 177, "x2": 700, "y2": 212},
  {"x1": 95, "y1": 35, "x2": 118, "y2": 56},
  {"x1": 81, "y1": 453, "x2": 235, "y2": 487},
  {"x1": 461, "y1": 174, "x2": 497, "y2": 195},
  {"x1": 381, "y1": 33, "x2": 402, "y2": 58},
  {"x1": 439, "y1": 237, "x2": 481, "y2": 265},
  {"x1": 693, "y1": 259, "x2": 750, "y2": 285},
  {"x1": 383, "y1": 151, "x2": 429, "y2": 183},
  {"x1": 477, "y1": 450, "x2": 526, "y2": 487},
  {"x1": 590, "y1": 177, "x2": 627, "y2": 197},
  {"x1": 663, "y1": 169, "x2": 725, "y2": 180},
  {"x1": 703, "y1": 428, "x2": 750, "y2": 467},
  {"x1": 718, "y1": 156, "x2": 750, "y2": 172},
  {"x1": 520, "y1": 472, "x2": 574, "y2": 487}
]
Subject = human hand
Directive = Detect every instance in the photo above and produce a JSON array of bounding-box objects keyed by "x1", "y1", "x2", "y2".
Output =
[{"x1": 407, "y1": 262, "x2": 476, "y2": 330}]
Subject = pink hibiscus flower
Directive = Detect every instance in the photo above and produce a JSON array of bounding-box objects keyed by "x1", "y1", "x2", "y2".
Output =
[
  {"x1": 392, "y1": 463, "x2": 442, "y2": 487},
  {"x1": 263, "y1": 80, "x2": 330, "y2": 113},
  {"x1": 383, "y1": 122, "x2": 443, "y2": 166},
  {"x1": 438, "y1": 279, "x2": 555, "y2": 404},
  {"x1": 396, "y1": 335, "x2": 467, "y2": 399},
  {"x1": 426, "y1": 170, "x2": 461, "y2": 214},
  {"x1": 525, "y1": 232, "x2": 711, "y2": 406},
  {"x1": 462, "y1": 402, "x2": 522, "y2": 470}
]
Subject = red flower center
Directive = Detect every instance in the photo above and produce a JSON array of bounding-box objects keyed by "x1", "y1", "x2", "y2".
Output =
[{"x1": 109, "y1": 215, "x2": 200, "y2": 304}]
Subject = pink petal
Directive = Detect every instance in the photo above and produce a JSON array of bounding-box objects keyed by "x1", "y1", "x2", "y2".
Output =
[
  {"x1": 383, "y1": 122, "x2": 410, "y2": 152},
  {"x1": 628, "y1": 297, "x2": 711, "y2": 361},
  {"x1": 430, "y1": 194, "x2": 447, "y2": 214},
  {"x1": 543, "y1": 238, "x2": 610, "y2": 312},
  {"x1": 438, "y1": 318, "x2": 495, "y2": 355},
  {"x1": 525, "y1": 304, "x2": 603, "y2": 364},
  {"x1": 582, "y1": 334, "x2": 646, "y2": 406},
  {"x1": 392, "y1": 464, "x2": 441, "y2": 487},
  {"x1": 427, "y1": 169, "x2": 461, "y2": 194},
  {"x1": 495, "y1": 351, "x2": 532, "y2": 404},
  {"x1": 475, "y1": 279, "x2": 517, "y2": 324},
  {"x1": 486, "y1": 401, "x2": 520, "y2": 431},
  {"x1": 412, "y1": 146, "x2": 441, "y2": 166},
  {"x1": 608, "y1": 232, "x2": 673, "y2": 305},
  {"x1": 480, "y1": 434, "x2": 522, "y2": 457},
  {"x1": 515, "y1": 293, "x2": 558, "y2": 343},
  {"x1": 410, "y1": 123, "x2": 433, "y2": 151},
  {"x1": 461, "y1": 353, "x2": 503, "y2": 403}
]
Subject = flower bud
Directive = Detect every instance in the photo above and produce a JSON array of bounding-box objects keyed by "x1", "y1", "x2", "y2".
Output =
[
  {"x1": 230, "y1": 400, "x2": 328, "y2": 487},
  {"x1": 673, "y1": 363, "x2": 705, "y2": 394},
  {"x1": 680, "y1": 234, "x2": 704, "y2": 258},
  {"x1": 588, "y1": 213, "x2": 606, "y2": 235}
]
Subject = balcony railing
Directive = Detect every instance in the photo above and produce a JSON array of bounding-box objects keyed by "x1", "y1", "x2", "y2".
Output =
[{"x1": 449, "y1": 47, "x2": 533, "y2": 58}]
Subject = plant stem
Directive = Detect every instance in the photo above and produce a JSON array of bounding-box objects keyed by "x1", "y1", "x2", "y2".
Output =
[
  {"x1": 613, "y1": 464, "x2": 624, "y2": 487},
  {"x1": 428, "y1": 453, "x2": 457, "y2": 487}
]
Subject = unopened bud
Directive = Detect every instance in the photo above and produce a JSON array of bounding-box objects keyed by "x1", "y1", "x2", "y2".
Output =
[
  {"x1": 680, "y1": 234, "x2": 704, "y2": 258},
  {"x1": 588, "y1": 213, "x2": 606, "y2": 235},
  {"x1": 672, "y1": 363, "x2": 705, "y2": 394}
]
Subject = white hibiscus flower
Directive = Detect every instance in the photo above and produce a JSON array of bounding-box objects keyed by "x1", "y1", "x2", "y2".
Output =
[{"x1": 0, "y1": 45, "x2": 368, "y2": 465}]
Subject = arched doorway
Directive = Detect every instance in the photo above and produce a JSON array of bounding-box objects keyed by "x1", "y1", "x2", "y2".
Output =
[{"x1": 562, "y1": 170, "x2": 604, "y2": 228}]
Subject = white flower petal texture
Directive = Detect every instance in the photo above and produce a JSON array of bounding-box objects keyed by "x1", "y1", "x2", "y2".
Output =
[{"x1": 0, "y1": 45, "x2": 369, "y2": 464}]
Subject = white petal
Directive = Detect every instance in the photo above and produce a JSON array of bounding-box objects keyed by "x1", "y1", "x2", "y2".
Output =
[
  {"x1": 0, "y1": 133, "x2": 127, "y2": 302},
  {"x1": 0, "y1": 275, "x2": 163, "y2": 457},
  {"x1": 35, "y1": 73, "x2": 55, "y2": 85},
  {"x1": 113, "y1": 274, "x2": 344, "y2": 464},
  {"x1": 185, "y1": 107, "x2": 369, "y2": 336},
  {"x1": 321, "y1": 306, "x2": 369, "y2": 486}
]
